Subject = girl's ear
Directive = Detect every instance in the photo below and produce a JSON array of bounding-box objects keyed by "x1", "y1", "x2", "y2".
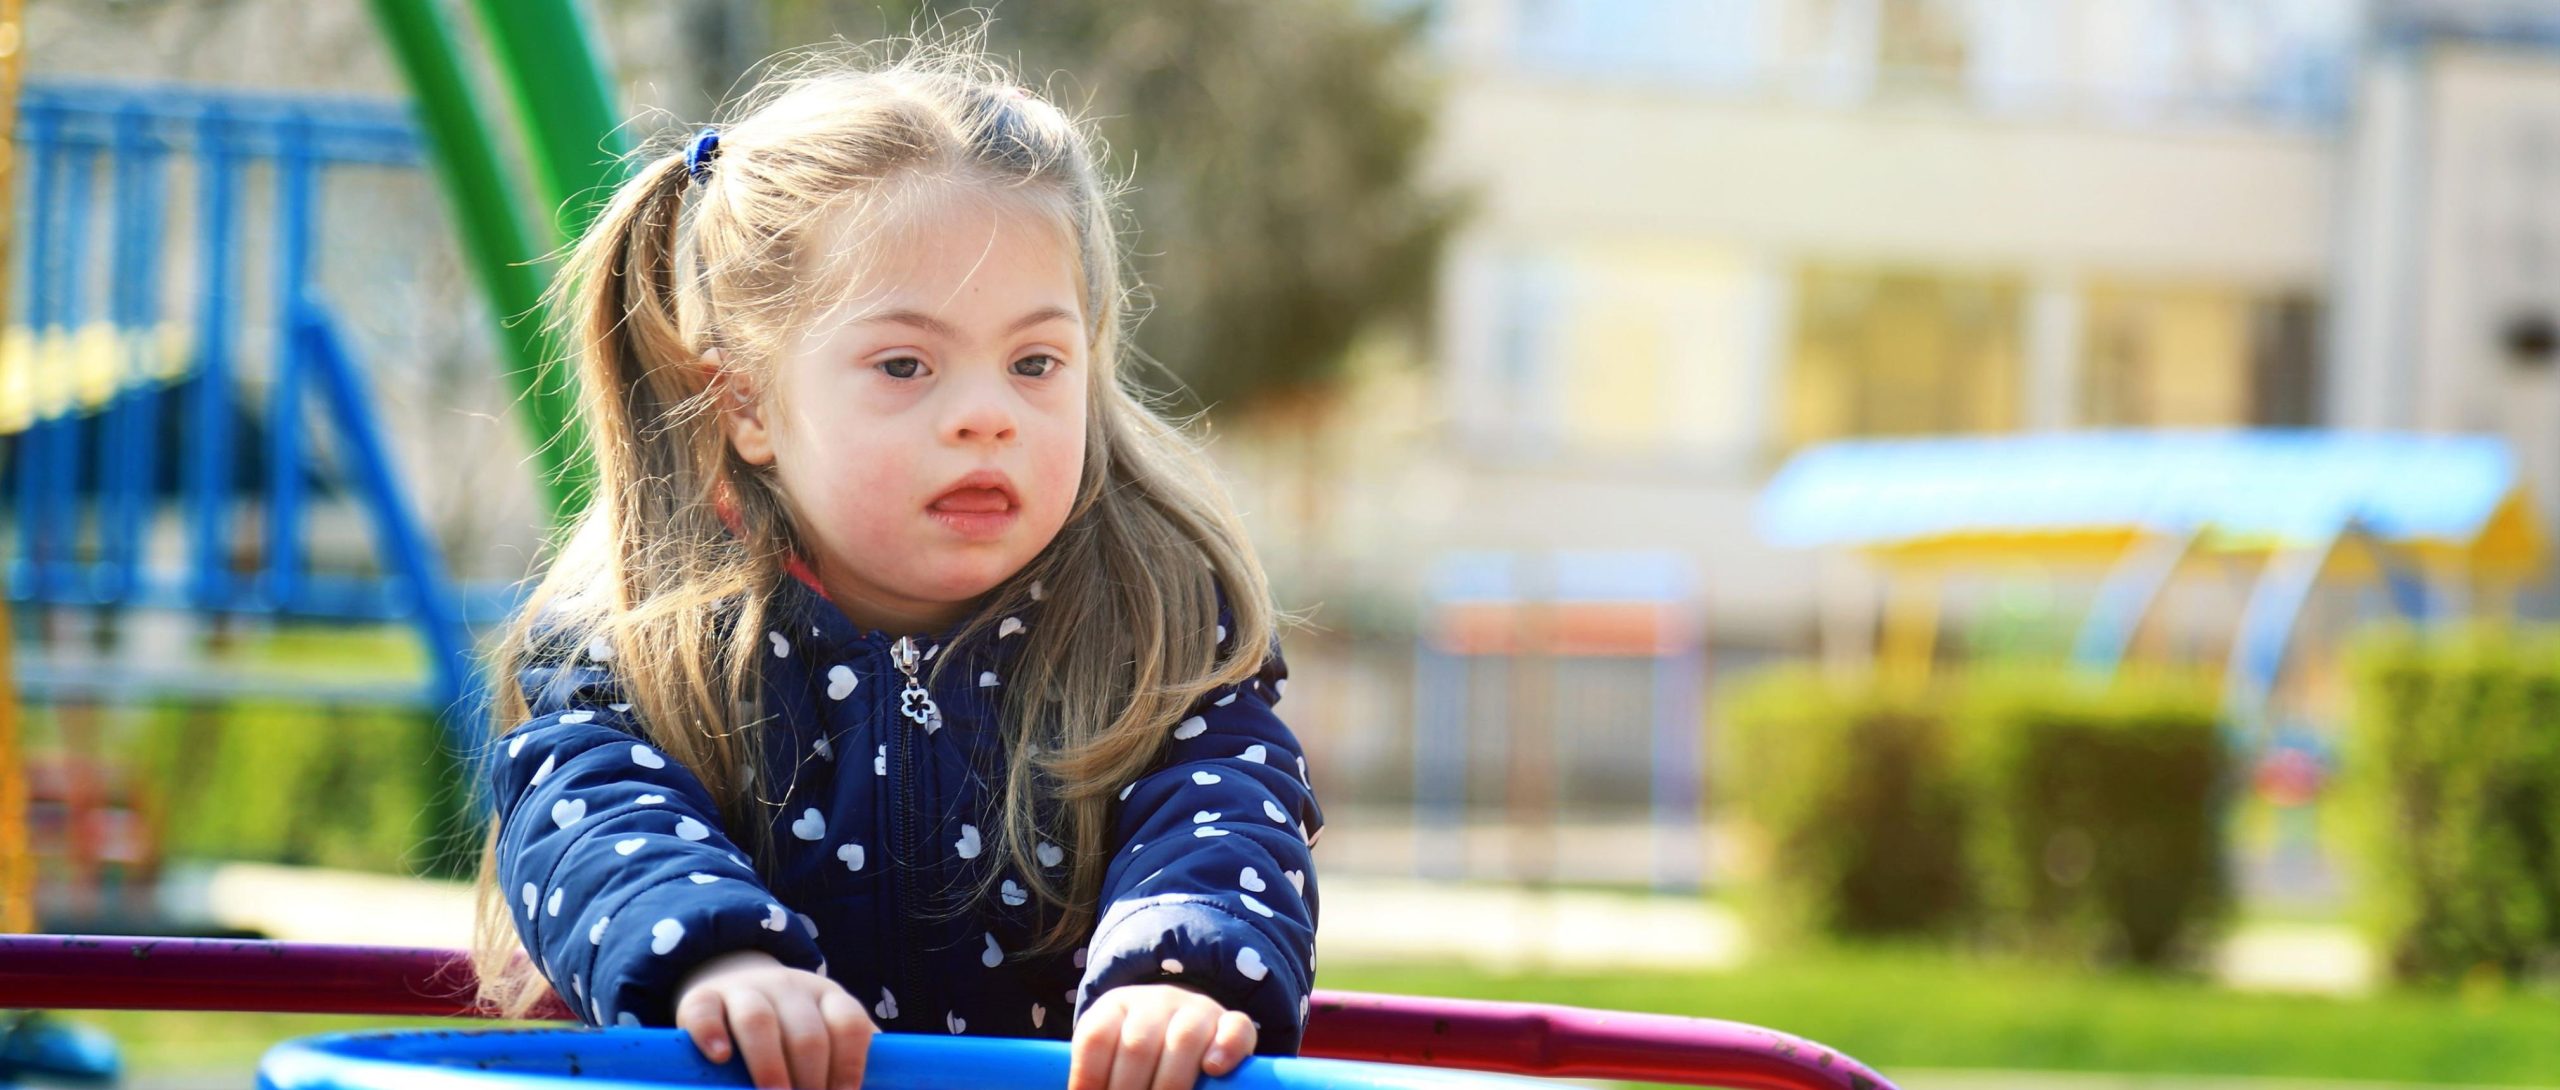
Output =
[{"x1": 706, "y1": 349, "x2": 776, "y2": 466}]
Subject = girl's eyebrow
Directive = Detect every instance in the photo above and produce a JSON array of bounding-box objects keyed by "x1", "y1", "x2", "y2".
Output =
[{"x1": 860, "y1": 305, "x2": 1078, "y2": 339}]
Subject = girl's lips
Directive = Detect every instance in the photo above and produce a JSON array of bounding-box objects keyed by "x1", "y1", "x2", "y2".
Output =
[
  {"x1": 929, "y1": 487, "x2": 1012, "y2": 514},
  {"x1": 928, "y1": 489, "x2": 1017, "y2": 540}
]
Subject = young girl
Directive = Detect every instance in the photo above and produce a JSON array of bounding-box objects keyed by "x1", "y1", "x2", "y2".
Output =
[{"x1": 467, "y1": 43, "x2": 1321, "y2": 1090}]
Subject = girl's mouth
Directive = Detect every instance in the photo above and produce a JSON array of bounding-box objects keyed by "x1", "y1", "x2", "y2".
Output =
[{"x1": 927, "y1": 488, "x2": 1017, "y2": 540}]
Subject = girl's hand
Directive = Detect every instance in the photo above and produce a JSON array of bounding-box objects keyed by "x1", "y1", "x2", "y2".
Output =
[
  {"x1": 1069, "y1": 983, "x2": 1257, "y2": 1090},
  {"x1": 673, "y1": 949, "x2": 876, "y2": 1090}
]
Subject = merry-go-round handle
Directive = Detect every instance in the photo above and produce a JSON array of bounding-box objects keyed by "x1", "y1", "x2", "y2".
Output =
[{"x1": 0, "y1": 934, "x2": 1895, "y2": 1090}]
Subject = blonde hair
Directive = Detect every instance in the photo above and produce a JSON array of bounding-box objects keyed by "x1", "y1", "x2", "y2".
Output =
[{"x1": 468, "y1": 36, "x2": 1282, "y2": 1018}]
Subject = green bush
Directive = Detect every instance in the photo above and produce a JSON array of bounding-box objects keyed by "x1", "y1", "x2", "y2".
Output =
[
  {"x1": 1720, "y1": 667, "x2": 1972, "y2": 942},
  {"x1": 1958, "y1": 672, "x2": 2230, "y2": 968},
  {"x1": 2342, "y1": 625, "x2": 2560, "y2": 986},
  {"x1": 132, "y1": 700, "x2": 478, "y2": 880},
  {"x1": 1720, "y1": 665, "x2": 2227, "y2": 969}
]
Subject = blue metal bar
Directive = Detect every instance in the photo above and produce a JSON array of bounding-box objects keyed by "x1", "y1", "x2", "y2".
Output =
[
  {"x1": 13, "y1": 104, "x2": 62, "y2": 598},
  {"x1": 264, "y1": 115, "x2": 316, "y2": 612},
  {"x1": 185, "y1": 108, "x2": 238, "y2": 610},
  {"x1": 104, "y1": 105, "x2": 168, "y2": 603},
  {"x1": 50, "y1": 142, "x2": 101, "y2": 604},
  {"x1": 297, "y1": 309, "x2": 477, "y2": 738}
]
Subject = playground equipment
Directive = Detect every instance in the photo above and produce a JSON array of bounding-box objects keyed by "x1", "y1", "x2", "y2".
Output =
[
  {"x1": 1757, "y1": 430, "x2": 2543, "y2": 733},
  {"x1": 1412, "y1": 551, "x2": 1705, "y2": 889},
  {"x1": 0, "y1": 935, "x2": 1897, "y2": 1090},
  {"x1": 4, "y1": 82, "x2": 484, "y2": 714}
]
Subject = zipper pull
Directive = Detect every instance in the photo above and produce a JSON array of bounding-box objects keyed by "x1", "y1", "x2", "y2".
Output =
[{"x1": 892, "y1": 636, "x2": 942, "y2": 731}]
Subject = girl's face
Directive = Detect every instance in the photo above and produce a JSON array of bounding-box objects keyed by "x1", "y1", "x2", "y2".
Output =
[{"x1": 720, "y1": 191, "x2": 1091, "y2": 635}]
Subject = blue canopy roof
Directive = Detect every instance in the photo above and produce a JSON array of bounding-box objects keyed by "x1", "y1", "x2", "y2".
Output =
[{"x1": 1758, "y1": 430, "x2": 2529, "y2": 551}]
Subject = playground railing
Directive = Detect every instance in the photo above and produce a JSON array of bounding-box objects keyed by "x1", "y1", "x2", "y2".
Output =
[{"x1": 0, "y1": 934, "x2": 1893, "y2": 1090}]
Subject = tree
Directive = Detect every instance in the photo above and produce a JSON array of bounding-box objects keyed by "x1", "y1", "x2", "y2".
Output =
[{"x1": 763, "y1": 0, "x2": 1463, "y2": 419}]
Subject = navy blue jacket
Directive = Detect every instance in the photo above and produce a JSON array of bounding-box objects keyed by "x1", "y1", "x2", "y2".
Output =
[{"x1": 487, "y1": 575, "x2": 1322, "y2": 1051}]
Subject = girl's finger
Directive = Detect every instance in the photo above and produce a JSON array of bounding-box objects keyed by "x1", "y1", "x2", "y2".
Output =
[
  {"x1": 726, "y1": 992, "x2": 790, "y2": 1090},
  {"x1": 773, "y1": 992, "x2": 833, "y2": 1090},
  {"x1": 1149, "y1": 1002, "x2": 1218, "y2": 1090},
  {"x1": 1107, "y1": 1003, "x2": 1165, "y2": 1090},
  {"x1": 1067, "y1": 1000, "x2": 1125, "y2": 1090},
  {"x1": 1203, "y1": 1011, "x2": 1257, "y2": 1076},
  {"x1": 675, "y1": 988, "x2": 733, "y2": 1065},
  {"x1": 818, "y1": 989, "x2": 875, "y2": 1090}
]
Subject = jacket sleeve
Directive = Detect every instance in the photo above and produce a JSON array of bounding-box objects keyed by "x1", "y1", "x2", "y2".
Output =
[
  {"x1": 1072, "y1": 615, "x2": 1324, "y2": 1053},
  {"x1": 491, "y1": 651, "x2": 825, "y2": 1027}
]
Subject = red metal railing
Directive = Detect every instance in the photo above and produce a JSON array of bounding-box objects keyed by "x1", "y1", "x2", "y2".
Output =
[{"x1": 0, "y1": 935, "x2": 1893, "y2": 1090}]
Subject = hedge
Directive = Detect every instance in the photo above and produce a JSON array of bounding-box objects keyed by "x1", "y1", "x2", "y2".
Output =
[
  {"x1": 2342, "y1": 625, "x2": 2560, "y2": 986},
  {"x1": 1720, "y1": 665, "x2": 2227, "y2": 969}
]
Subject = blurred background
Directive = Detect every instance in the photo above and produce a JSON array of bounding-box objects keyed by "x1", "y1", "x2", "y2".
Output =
[{"x1": 12, "y1": 0, "x2": 2560, "y2": 1087}]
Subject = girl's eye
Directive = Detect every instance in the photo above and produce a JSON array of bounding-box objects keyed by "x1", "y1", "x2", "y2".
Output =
[
  {"x1": 879, "y1": 357, "x2": 926, "y2": 379},
  {"x1": 1013, "y1": 354, "x2": 1062, "y2": 378}
]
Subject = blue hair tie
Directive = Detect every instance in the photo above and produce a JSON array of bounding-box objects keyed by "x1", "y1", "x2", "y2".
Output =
[{"x1": 685, "y1": 127, "x2": 722, "y2": 181}]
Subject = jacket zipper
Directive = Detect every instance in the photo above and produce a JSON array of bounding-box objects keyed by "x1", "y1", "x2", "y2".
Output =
[{"x1": 889, "y1": 636, "x2": 940, "y2": 1027}]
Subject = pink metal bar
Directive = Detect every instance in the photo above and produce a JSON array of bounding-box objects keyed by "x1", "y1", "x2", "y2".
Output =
[{"x1": 0, "y1": 935, "x2": 1894, "y2": 1090}]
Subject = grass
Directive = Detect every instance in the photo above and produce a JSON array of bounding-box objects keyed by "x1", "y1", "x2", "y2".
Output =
[{"x1": 1319, "y1": 945, "x2": 2560, "y2": 1087}]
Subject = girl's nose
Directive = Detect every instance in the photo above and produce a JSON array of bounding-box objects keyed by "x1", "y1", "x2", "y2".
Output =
[{"x1": 942, "y1": 369, "x2": 1019, "y2": 444}]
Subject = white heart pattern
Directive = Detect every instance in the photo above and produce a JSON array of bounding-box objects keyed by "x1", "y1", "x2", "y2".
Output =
[
  {"x1": 1215, "y1": 692, "x2": 1237, "y2": 707},
  {"x1": 1286, "y1": 870, "x2": 1307, "y2": 895},
  {"x1": 586, "y1": 635, "x2": 613, "y2": 662},
  {"x1": 954, "y1": 824, "x2": 982, "y2": 859},
  {"x1": 675, "y1": 816, "x2": 710, "y2": 841},
  {"x1": 1240, "y1": 893, "x2": 1274, "y2": 917},
  {"x1": 998, "y1": 616, "x2": 1025, "y2": 638},
  {"x1": 813, "y1": 735, "x2": 833, "y2": 760},
  {"x1": 1240, "y1": 744, "x2": 1267, "y2": 763},
  {"x1": 1028, "y1": 580, "x2": 1045, "y2": 601},
  {"x1": 649, "y1": 918, "x2": 684, "y2": 955},
  {"x1": 1236, "y1": 947, "x2": 1268, "y2": 981},
  {"x1": 1161, "y1": 958, "x2": 1185, "y2": 975},
  {"x1": 1240, "y1": 867, "x2": 1266, "y2": 892},
  {"x1": 1192, "y1": 811, "x2": 1221, "y2": 824},
  {"x1": 546, "y1": 887, "x2": 565, "y2": 917},
  {"x1": 530, "y1": 755, "x2": 556, "y2": 786},
  {"x1": 560, "y1": 709, "x2": 594, "y2": 724},
  {"x1": 827, "y1": 665, "x2": 857, "y2": 700},
  {"x1": 631, "y1": 745, "x2": 665, "y2": 769},
  {"x1": 1031, "y1": 1004, "x2": 1046, "y2": 1030},
  {"x1": 589, "y1": 915, "x2": 609, "y2": 944},
  {"x1": 508, "y1": 734, "x2": 528, "y2": 759},
  {"x1": 792, "y1": 808, "x2": 826, "y2": 841},
  {"x1": 837, "y1": 843, "x2": 864, "y2": 871},
  {"x1": 1001, "y1": 880, "x2": 1028, "y2": 907},
  {"x1": 875, "y1": 745, "x2": 888, "y2": 776},
  {"x1": 768, "y1": 631, "x2": 791, "y2": 658},
  {"x1": 519, "y1": 882, "x2": 536, "y2": 919},
  {"x1": 761, "y1": 903, "x2": 788, "y2": 932},
  {"x1": 1191, "y1": 770, "x2": 1222, "y2": 785},
  {"x1": 635, "y1": 794, "x2": 666, "y2": 805},
  {"x1": 687, "y1": 873, "x2": 719, "y2": 884},
  {"x1": 1119, "y1": 782, "x2": 1136, "y2": 801},
  {"x1": 1264, "y1": 799, "x2": 1290, "y2": 823},
  {"x1": 946, "y1": 1012, "x2": 967, "y2": 1034},
  {"x1": 616, "y1": 1012, "x2": 640, "y2": 1028},
  {"x1": 1036, "y1": 842, "x2": 1064, "y2": 869},
  {"x1": 1194, "y1": 827, "x2": 1229, "y2": 838},
  {"x1": 875, "y1": 988, "x2": 899, "y2": 1021},
  {"x1": 981, "y1": 932, "x2": 1003, "y2": 967},
  {"x1": 979, "y1": 670, "x2": 999, "y2": 687},
  {"x1": 798, "y1": 913, "x2": 819, "y2": 938},
  {"x1": 551, "y1": 798, "x2": 586, "y2": 830},
  {"x1": 1173, "y1": 716, "x2": 1207, "y2": 740}
]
